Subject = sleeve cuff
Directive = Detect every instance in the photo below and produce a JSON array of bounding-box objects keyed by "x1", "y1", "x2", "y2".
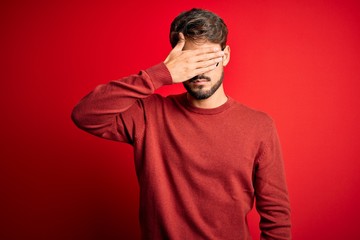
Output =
[{"x1": 145, "y1": 62, "x2": 173, "y2": 89}]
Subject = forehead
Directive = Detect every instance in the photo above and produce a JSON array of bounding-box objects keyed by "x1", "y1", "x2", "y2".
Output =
[{"x1": 182, "y1": 39, "x2": 221, "y2": 50}]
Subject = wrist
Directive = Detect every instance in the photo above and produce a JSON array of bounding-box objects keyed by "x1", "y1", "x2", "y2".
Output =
[{"x1": 145, "y1": 63, "x2": 173, "y2": 89}]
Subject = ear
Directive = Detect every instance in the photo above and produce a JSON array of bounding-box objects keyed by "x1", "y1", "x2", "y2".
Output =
[{"x1": 222, "y1": 45, "x2": 231, "y2": 67}]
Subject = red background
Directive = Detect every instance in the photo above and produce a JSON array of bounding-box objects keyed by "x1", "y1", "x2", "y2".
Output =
[{"x1": 1, "y1": 0, "x2": 360, "y2": 239}]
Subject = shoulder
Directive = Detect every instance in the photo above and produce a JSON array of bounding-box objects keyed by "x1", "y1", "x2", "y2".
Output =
[
  {"x1": 141, "y1": 93, "x2": 184, "y2": 111},
  {"x1": 230, "y1": 99, "x2": 276, "y2": 135},
  {"x1": 232, "y1": 99, "x2": 273, "y2": 122},
  {"x1": 142, "y1": 93, "x2": 180, "y2": 104}
]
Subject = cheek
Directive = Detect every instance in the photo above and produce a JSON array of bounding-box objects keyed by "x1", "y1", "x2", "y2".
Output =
[{"x1": 208, "y1": 68, "x2": 223, "y2": 80}]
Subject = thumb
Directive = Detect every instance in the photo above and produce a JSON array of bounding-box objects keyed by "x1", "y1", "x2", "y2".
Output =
[{"x1": 173, "y1": 32, "x2": 185, "y2": 51}]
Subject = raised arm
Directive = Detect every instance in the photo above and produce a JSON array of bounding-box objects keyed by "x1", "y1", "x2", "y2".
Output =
[
  {"x1": 71, "y1": 33, "x2": 223, "y2": 143},
  {"x1": 71, "y1": 63, "x2": 171, "y2": 142}
]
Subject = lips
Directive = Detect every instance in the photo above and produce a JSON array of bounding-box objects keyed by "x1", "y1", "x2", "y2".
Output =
[
  {"x1": 189, "y1": 75, "x2": 211, "y2": 83},
  {"x1": 192, "y1": 78, "x2": 209, "y2": 83},
  {"x1": 190, "y1": 79, "x2": 210, "y2": 86}
]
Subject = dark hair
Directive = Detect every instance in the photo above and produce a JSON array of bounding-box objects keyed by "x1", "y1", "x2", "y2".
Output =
[{"x1": 170, "y1": 8, "x2": 228, "y2": 49}]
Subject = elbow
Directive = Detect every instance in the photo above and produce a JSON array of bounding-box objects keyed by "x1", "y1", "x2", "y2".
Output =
[{"x1": 71, "y1": 105, "x2": 85, "y2": 129}]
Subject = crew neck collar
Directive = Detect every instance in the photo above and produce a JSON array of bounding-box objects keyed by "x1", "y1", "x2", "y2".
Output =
[{"x1": 179, "y1": 93, "x2": 234, "y2": 115}]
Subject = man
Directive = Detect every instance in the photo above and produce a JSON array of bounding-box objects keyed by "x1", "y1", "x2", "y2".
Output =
[{"x1": 72, "y1": 8, "x2": 291, "y2": 240}]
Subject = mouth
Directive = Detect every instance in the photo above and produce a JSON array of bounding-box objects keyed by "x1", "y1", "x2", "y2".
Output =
[
  {"x1": 189, "y1": 79, "x2": 210, "y2": 86},
  {"x1": 191, "y1": 78, "x2": 210, "y2": 83},
  {"x1": 189, "y1": 75, "x2": 211, "y2": 83}
]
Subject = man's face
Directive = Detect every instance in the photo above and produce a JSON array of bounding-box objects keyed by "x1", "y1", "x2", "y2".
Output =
[{"x1": 182, "y1": 40, "x2": 228, "y2": 100}]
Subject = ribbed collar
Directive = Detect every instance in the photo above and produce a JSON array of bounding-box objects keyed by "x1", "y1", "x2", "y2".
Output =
[{"x1": 178, "y1": 93, "x2": 234, "y2": 115}]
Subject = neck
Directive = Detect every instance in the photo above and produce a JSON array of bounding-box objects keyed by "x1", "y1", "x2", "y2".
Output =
[{"x1": 186, "y1": 86, "x2": 228, "y2": 109}]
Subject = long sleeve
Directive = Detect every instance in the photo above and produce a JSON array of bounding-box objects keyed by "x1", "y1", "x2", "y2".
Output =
[
  {"x1": 254, "y1": 120, "x2": 291, "y2": 240},
  {"x1": 71, "y1": 63, "x2": 172, "y2": 143}
]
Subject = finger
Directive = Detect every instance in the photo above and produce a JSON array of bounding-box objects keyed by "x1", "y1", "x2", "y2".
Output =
[
  {"x1": 179, "y1": 32, "x2": 185, "y2": 42},
  {"x1": 173, "y1": 32, "x2": 185, "y2": 51},
  {"x1": 192, "y1": 46, "x2": 222, "y2": 55},
  {"x1": 192, "y1": 64, "x2": 218, "y2": 76},
  {"x1": 181, "y1": 46, "x2": 221, "y2": 58},
  {"x1": 193, "y1": 57, "x2": 223, "y2": 69},
  {"x1": 191, "y1": 52, "x2": 224, "y2": 63}
]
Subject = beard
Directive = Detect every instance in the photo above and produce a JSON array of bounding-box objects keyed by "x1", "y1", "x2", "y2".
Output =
[{"x1": 183, "y1": 71, "x2": 224, "y2": 100}]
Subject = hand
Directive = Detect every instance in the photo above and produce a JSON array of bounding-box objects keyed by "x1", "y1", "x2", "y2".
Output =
[{"x1": 164, "y1": 33, "x2": 224, "y2": 83}]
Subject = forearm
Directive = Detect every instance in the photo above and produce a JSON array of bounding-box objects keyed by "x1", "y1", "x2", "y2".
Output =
[
  {"x1": 71, "y1": 63, "x2": 172, "y2": 140},
  {"x1": 255, "y1": 120, "x2": 291, "y2": 239},
  {"x1": 257, "y1": 187, "x2": 291, "y2": 240}
]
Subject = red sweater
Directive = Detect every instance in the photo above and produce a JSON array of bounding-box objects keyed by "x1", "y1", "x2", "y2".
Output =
[{"x1": 72, "y1": 63, "x2": 291, "y2": 240}]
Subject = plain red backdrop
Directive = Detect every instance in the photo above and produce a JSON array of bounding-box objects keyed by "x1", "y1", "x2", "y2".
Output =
[{"x1": 1, "y1": 0, "x2": 360, "y2": 239}]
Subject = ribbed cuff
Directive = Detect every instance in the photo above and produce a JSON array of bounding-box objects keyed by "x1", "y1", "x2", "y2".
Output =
[{"x1": 145, "y1": 62, "x2": 173, "y2": 89}]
